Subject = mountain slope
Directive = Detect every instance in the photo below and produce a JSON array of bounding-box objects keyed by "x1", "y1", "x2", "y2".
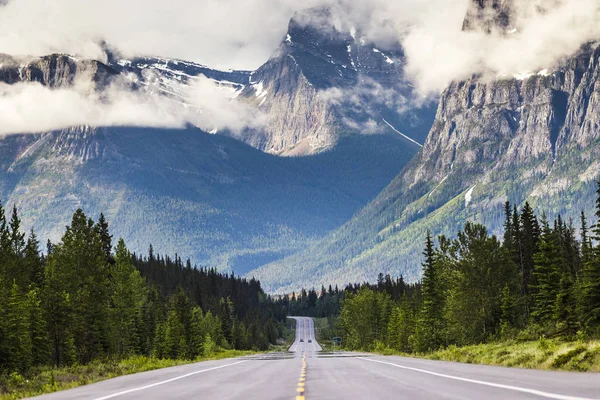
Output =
[
  {"x1": 233, "y1": 8, "x2": 436, "y2": 156},
  {"x1": 250, "y1": 4, "x2": 600, "y2": 293},
  {"x1": 1, "y1": 125, "x2": 416, "y2": 274},
  {"x1": 0, "y1": 8, "x2": 435, "y2": 277}
]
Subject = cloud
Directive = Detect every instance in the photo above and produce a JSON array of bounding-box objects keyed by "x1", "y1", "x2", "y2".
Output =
[
  {"x1": 401, "y1": 0, "x2": 600, "y2": 93},
  {"x1": 0, "y1": 0, "x2": 323, "y2": 71},
  {"x1": 295, "y1": 0, "x2": 600, "y2": 95},
  {"x1": 0, "y1": 75, "x2": 264, "y2": 136},
  {"x1": 1, "y1": 0, "x2": 600, "y2": 135}
]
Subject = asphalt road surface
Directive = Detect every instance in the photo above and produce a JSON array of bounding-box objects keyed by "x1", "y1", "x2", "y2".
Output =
[{"x1": 32, "y1": 316, "x2": 600, "y2": 400}]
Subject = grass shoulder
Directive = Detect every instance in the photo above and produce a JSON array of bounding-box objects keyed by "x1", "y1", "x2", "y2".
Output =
[
  {"x1": 369, "y1": 338, "x2": 600, "y2": 372},
  {"x1": 0, "y1": 350, "x2": 256, "y2": 400}
]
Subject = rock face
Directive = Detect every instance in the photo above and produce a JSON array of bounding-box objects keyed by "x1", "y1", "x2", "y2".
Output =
[
  {"x1": 0, "y1": 54, "x2": 118, "y2": 89},
  {"x1": 0, "y1": 11, "x2": 424, "y2": 275},
  {"x1": 250, "y1": 5, "x2": 600, "y2": 293},
  {"x1": 463, "y1": 0, "x2": 514, "y2": 32},
  {"x1": 234, "y1": 9, "x2": 436, "y2": 156}
]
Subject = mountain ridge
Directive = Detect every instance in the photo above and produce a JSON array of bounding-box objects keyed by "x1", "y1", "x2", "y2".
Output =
[{"x1": 249, "y1": 1, "x2": 600, "y2": 293}]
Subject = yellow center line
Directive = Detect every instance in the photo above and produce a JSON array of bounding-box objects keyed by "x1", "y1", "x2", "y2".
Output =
[{"x1": 295, "y1": 351, "x2": 308, "y2": 400}]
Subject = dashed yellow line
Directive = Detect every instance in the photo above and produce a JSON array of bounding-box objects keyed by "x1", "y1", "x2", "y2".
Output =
[{"x1": 296, "y1": 352, "x2": 307, "y2": 400}]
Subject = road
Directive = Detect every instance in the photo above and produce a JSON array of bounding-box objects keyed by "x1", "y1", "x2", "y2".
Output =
[
  {"x1": 288, "y1": 316, "x2": 322, "y2": 353},
  {"x1": 32, "y1": 316, "x2": 600, "y2": 400}
]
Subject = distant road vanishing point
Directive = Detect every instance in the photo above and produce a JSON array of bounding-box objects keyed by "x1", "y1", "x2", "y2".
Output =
[{"x1": 33, "y1": 317, "x2": 600, "y2": 400}]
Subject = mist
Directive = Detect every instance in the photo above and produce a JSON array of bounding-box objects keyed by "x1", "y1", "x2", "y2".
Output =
[{"x1": 1, "y1": 0, "x2": 600, "y2": 134}]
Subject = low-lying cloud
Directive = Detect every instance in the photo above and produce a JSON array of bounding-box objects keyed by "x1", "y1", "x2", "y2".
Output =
[
  {"x1": 401, "y1": 0, "x2": 600, "y2": 93},
  {"x1": 0, "y1": 76, "x2": 264, "y2": 136},
  {"x1": 1, "y1": 0, "x2": 600, "y2": 135}
]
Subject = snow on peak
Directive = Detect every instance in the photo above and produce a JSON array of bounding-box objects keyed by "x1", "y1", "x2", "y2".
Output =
[
  {"x1": 253, "y1": 81, "x2": 268, "y2": 99},
  {"x1": 465, "y1": 185, "x2": 476, "y2": 207},
  {"x1": 373, "y1": 48, "x2": 394, "y2": 64},
  {"x1": 286, "y1": 34, "x2": 292, "y2": 43},
  {"x1": 347, "y1": 45, "x2": 356, "y2": 70}
]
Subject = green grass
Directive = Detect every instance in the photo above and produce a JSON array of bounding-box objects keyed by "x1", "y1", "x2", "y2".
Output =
[
  {"x1": 409, "y1": 339, "x2": 600, "y2": 372},
  {"x1": 0, "y1": 350, "x2": 256, "y2": 400}
]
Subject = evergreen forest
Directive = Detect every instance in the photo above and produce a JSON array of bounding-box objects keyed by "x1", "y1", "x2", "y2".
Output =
[{"x1": 0, "y1": 207, "x2": 285, "y2": 377}]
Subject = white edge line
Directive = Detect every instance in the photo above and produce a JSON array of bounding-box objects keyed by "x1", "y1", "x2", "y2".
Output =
[
  {"x1": 358, "y1": 358, "x2": 598, "y2": 400},
  {"x1": 382, "y1": 118, "x2": 423, "y2": 148},
  {"x1": 93, "y1": 360, "x2": 247, "y2": 400}
]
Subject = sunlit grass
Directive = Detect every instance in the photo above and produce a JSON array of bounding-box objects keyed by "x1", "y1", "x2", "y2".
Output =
[{"x1": 422, "y1": 339, "x2": 600, "y2": 372}]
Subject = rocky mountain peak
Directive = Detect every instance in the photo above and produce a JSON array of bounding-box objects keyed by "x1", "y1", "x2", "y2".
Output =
[
  {"x1": 463, "y1": 0, "x2": 514, "y2": 33},
  {"x1": 0, "y1": 53, "x2": 118, "y2": 89}
]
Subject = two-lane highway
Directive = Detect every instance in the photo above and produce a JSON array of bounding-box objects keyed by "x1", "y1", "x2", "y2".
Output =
[
  {"x1": 288, "y1": 316, "x2": 322, "y2": 353},
  {"x1": 32, "y1": 316, "x2": 600, "y2": 400}
]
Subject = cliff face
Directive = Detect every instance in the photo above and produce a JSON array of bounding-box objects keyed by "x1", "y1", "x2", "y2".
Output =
[
  {"x1": 0, "y1": 54, "x2": 118, "y2": 89},
  {"x1": 250, "y1": 4, "x2": 600, "y2": 293},
  {"x1": 463, "y1": 0, "x2": 514, "y2": 32},
  {"x1": 0, "y1": 24, "x2": 420, "y2": 277},
  {"x1": 234, "y1": 10, "x2": 436, "y2": 156}
]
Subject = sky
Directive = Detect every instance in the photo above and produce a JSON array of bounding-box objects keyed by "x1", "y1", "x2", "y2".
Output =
[{"x1": 0, "y1": 0, "x2": 599, "y2": 134}]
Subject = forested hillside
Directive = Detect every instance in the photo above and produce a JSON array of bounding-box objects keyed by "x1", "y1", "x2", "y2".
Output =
[
  {"x1": 337, "y1": 182, "x2": 600, "y2": 353},
  {"x1": 0, "y1": 205, "x2": 285, "y2": 377}
]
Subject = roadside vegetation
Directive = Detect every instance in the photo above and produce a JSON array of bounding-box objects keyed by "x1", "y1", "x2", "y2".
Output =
[
  {"x1": 288, "y1": 181, "x2": 600, "y2": 372},
  {"x1": 0, "y1": 207, "x2": 287, "y2": 398},
  {"x1": 0, "y1": 350, "x2": 255, "y2": 400},
  {"x1": 425, "y1": 338, "x2": 600, "y2": 371}
]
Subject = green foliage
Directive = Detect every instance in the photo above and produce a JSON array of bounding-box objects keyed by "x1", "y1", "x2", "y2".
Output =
[
  {"x1": 532, "y1": 217, "x2": 562, "y2": 324},
  {"x1": 334, "y1": 183, "x2": 600, "y2": 360},
  {"x1": 0, "y1": 204, "x2": 285, "y2": 388},
  {"x1": 338, "y1": 287, "x2": 393, "y2": 350}
]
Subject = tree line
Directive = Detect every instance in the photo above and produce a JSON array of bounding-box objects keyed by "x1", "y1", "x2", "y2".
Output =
[
  {"x1": 0, "y1": 207, "x2": 284, "y2": 375},
  {"x1": 338, "y1": 182, "x2": 600, "y2": 352}
]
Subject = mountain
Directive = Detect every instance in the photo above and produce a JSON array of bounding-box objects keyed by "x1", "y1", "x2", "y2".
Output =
[
  {"x1": 0, "y1": 53, "x2": 118, "y2": 88},
  {"x1": 250, "y1": 0, "x2": 600, "y2": 293},
  {"x1": 0, "y1": 10, "x2": 430, "y2": 275},
  {"x1": 1, "y1": 126, "x2": 416, "y2": 274},
  {"x1": 232, "y1": 8, "x2": 436, "y2": 156}
]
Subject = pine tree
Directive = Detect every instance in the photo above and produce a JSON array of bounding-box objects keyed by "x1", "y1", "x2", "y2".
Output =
[
  {"x1": 532, "y1": 216, "x2": 562, "y2": 325},
  {"x1": 521, "y1": 202, "x2": 540, "y2": 315},
  {"x1": 0, "y1": 201, "x2": 10, "y2": 261},
  {"x1": 7, "y1": 206, "x2": 26, "y2": 288},
  {"x1": 9, "y1": 205, "x2": 25, "y2": 257},
  {"x1": 417, "y1": 231, "x2": 445, "y2": 351},
  {"x1": 580, "y1": 181, "x2": 600, "y2": 329},
  {"x1": 503, "y1": 201, "x2": 516, "y2": 256},
  {"x1": 554, "y1": 271, "x2": 578, "y2": 335},
  {"x1": 95, "y1": 213, "x2": 113, "y2": 263},
  {"x1": 581, "y1": 211, "x2": 592, "y2": 266},
  {"x1": 27, "y1": 288, "x2": 49, "y2": 366},
  {"x1": 188, "y1": 307, "x2": 207, "y2": 359},
  {"x1": 44, "y1": 248, "x2": 76, "y2": 367},
  {"x1": 6, "y1": 282, "x2": 32, "y2": 372},
  {"x1": 25, "y1": 229, "x2": 44, "y2": 288},
  {"x1": 110, "y1": 239, "x2": 147, "y2": 356},
  {"x1": 49, "y1": 210, "x2": 111, "y2": 364}
]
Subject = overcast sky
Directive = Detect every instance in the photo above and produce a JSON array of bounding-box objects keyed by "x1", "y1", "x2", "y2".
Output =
[{"x1": 1, "y1": 0, "x2": 599, "y2": 134}]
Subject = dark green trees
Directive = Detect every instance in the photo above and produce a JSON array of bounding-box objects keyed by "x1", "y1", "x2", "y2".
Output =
[
  {"x1": 532, "y1": 216, "x2": 562, "y2": 325},
  {"x1": 0, "y1": 205, "x2": 283, "y2": 376},
  {"x1": 338, "y1": 181, "x2": 600, "y2": 353},
  {"x1": 580, "y1": 181, "x2": 600, "y2": 330},
  {"x1": 415, "y1": 231, "x2": 445, "y2": 351}
]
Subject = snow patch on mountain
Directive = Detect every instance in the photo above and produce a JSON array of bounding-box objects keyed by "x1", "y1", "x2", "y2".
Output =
[{"x1": 465, "y1": 185, "x2": 476, "y2": 207}]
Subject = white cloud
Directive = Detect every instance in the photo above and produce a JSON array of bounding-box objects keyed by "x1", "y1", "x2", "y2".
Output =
[
  {"x1": 402, "y1": 0, "x2": 600, "y2": 93},
  {"x1": 1, "y1": 0, "x2": 600, "y2": 135},
  {"x1": 0, "y1": 0, "x2": 322, "y2": 71},
  {"x1": 0, "y1": 75, "x2": 264, "y2": 136}
]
